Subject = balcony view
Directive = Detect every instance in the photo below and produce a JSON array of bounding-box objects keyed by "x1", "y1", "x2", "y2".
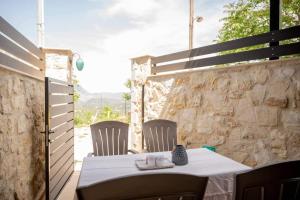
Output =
[{"x1": 0, "y1": 0, "x2": 300, "y2": 200}]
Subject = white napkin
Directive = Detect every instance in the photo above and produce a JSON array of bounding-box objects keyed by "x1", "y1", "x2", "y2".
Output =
[{"x1": 135, "y1": 155, "x2": 175, "y2": 170}]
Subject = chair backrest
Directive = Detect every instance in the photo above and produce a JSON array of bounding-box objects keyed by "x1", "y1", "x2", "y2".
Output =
[
  {"x1": 77, "y1": 173, "x2": 208, "y2": 200},
  {"x1": 90, "y1": 121, "x2": 129, "y2": 156},
  {"x1": 234, "y1": 160, "x2": 300, "y2": 200},
  {"x1": 143, "y1": 119, "x2": 177, "y2": 152}
]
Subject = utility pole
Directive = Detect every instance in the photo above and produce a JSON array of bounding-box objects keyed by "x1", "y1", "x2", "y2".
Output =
[
  {"x1": 189, "y1": 0, "x2": 194, "y2": 50},
  {"x1": 37, "y1": 0, "x2": 45, "y2": 47}
]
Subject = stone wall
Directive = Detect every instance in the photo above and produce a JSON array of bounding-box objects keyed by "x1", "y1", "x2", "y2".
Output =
[
  {"x1": 131, "y1": 58, "x2": 300, "y2": 167},
  {"x1": 131, "y1": 56, "x2": 152, "y2": 151},
  {"x1": 0, "y1": 68, "x2": 45, "y2": 200}
]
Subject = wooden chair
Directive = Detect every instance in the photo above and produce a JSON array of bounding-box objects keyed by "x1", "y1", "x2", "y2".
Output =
[
  {"x1": 76, "y1": 173, "x2": 208, "y2": 200},
  {"x1": 234, "y1": 160, "x2": 300, "y2": 200},
  {"x1": 89, "y1": 121, "x2": 137, "y2": 156},
  {"x1": 143, "y1": 119, "x2": 177, "y2": 152}
]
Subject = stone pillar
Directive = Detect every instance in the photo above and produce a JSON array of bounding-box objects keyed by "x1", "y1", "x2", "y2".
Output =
[{"x1": 130, "y1": 55, "x2": 153, "y2": 151}]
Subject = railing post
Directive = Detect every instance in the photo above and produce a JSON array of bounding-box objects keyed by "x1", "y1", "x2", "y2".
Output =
[
  {"x1": 41, "y1": 48, "x2": 46, "y2": 77},
  {"x1": 67, "y1": 52, "x2": 73, "y2": 84},
  {"x1": 141, "y1": 84, "x2": 145, "y2": 149},
  {"x1": 269, "y1": 0, "x2": 281, "y2": 60},
  {"x1": 43, "y1": 48, "x2": 73, "y2": 83}
]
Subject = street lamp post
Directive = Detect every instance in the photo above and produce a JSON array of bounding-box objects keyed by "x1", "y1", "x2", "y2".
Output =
[
  {"x1": 189, "y1": 0, "x2": 204, "y2": 50},
  {"x1": 189, "y1": 0, "x2": 194, "y2": 50},
  {"x1": 37, "y1": 0, "x2": 45, "y2": 47}
]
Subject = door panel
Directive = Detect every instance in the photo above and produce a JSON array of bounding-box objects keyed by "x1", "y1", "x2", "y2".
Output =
[{"x1": 45, "y1": 77, "x2": 74, "y2": 200}]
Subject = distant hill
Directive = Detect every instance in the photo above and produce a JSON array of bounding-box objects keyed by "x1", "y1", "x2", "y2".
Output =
[{"x1": 75, "y1": 85, "x2": 129, "y2": 112}]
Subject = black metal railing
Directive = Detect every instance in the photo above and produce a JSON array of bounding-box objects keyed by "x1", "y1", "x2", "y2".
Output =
[{"x1": 151, "y1": 25, "x2": 300, "y2": 74}]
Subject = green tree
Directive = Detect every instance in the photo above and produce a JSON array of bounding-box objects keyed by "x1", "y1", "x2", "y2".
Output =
[
  {"x1": 217, "y1": 0, "x2": 300, "y2": 54},
  {"x1": 74, "y1": 109, "x2": 94, "y2": 127},
  {"x1": 73, "y1": 75, "x2": 80, "y2": 102},
  {"x1": 124, "y1": 79, "x2": 131, "y2": 89},
  {"x1": 97, "y1": 105, "x2": 120, "y2": 121},
  {"x1": 122, "y1": 79, "x2": 132, "y2": 116}
]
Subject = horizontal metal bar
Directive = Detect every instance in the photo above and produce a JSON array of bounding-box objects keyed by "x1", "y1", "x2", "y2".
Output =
[
  {"x1": 50, "y1": 154, "x2": 73, "y2": 193},
  {"x1": 49, "y1": 95, "x2": 73, "y2": 105},
  {"x1": 50, "y1": 129, "x2": 74, "y2": 154},
  {"x1": 44, "y1": 48, "x2": 72, "y2": 56},
  {"x1": 50, "y1": 104, "x2": 74, "y2": 118},
  {"x1": 50, "y1": 120, "x2": 73, "y2": 140},
  {"x1": 50, "y1": 161, "x2": 73, "y2": 200},
  {"x1": 49, "y1": 82, "x2": 74, "y2": 94},
  {"x1": 50, "y1": 112, "x2": 73, "y2": 129},
  {"x1": 48, "y1": 77, "x2": 73, "y2": 86},
  {"x1": 152, "y1": 25, "x2": 300, "y2": 64},
  {"x1": 0, "y1": 16, "x2": 43, "y2": 58},
  {"x1": 154, "y1": 42, "x2": 300, "y2": 73},
  {"x1": 49, "y1": 146, "x2": 73, "y2": 180},
  {"x1": 0, "y1": 51, "x2": 44, "y2": 80},
  {"x1": 0, "y1": 34, "x2": 43, "y2": 68},
  {"x1": 50, "y1": 139, "x2": 73, "y2": 166}
]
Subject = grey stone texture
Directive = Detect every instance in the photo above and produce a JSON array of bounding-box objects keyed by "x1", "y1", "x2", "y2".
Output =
[
  {"x1": 0, "y1": 68, "x2": 45, "y2": 200},
  {"x1": 131, "y1": 58, "x2": 300, "y2": 167}
]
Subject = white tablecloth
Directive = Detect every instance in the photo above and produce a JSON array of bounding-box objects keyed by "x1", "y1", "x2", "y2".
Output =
[{"x1": 77, "y1": 148, "x2": 251, "y2": 200}]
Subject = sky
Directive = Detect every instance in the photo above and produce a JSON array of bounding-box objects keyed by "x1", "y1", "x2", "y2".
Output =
[{"x1": 1, "y1": 0, "x2": 233, "y2": 93}]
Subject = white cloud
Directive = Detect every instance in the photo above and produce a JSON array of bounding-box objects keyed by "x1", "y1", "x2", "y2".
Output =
[
  {"x1": 105, "y1": 0, "x2": 160, "y2": 19},
  {"x1": 47, "y1": 0, "x2": 230, "y2": 93}
]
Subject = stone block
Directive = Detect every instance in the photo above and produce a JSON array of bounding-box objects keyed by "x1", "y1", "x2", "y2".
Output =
[
  {"x1": 190, "y1": 74, "x2": 206, "y2": 90},
  {"x1": 215, "y1": 75, "x2": 231, "y2": 93},
  {"x1": 0, "y1": 97, "x2": 12, "y2": 114},
  {"x1": 253, "y1": 67, "x2": 269, "y2": 85},
  {"x1": 237, "y1": 76, "x2": 255, "y2": 91},
  {"x1": 255, "y1": 106, "x2": 278, "y2": 126},
  {"x1": 203, "y1": 91, "x2": 228, "y2": 108},
  {"x1": 265, "y1": 79, "x2": 290, "y2": 108},
  {"x1": 248, "y1": 85, "x2": 266, "y2": 106},
  {"x1": 220, "y1": 117, "x2": 240, "y2": 128},
  {"x1": 187, "y1": 92, "x2": 202, "y2": 107},
  {"x1": 207, "y1": 135, "x2": 225, "y2": 146},
  {"x1": 236, "y1": 98, "x2": 256, "y2": 123},
  {"x1": 196, "y1": 114, "x2": 214, "y2": 134},
  {"x1": 265, "y1": 97, "x2": 288, "y2": 108},
  {"x1": 228, "y1": 90, "x2": 244, "y2": 99},
  {"x1": 231, "y1": 152, "x2": 249, "y2": 163},
  {"x1": 254, "y1": 140, "x2": 271, "y2": 164},
  {"x1": 282, "y1": 67, "x2": 295, "y2": 78},
  {"x1": 281, "y1": 110, "x2": 300, "y2": 127},
  {"x1": 213, "y1": 106, "x2": 234, "y2": 117},
  {"x1": 178, "y1": 108, "x2": 196, "y2": 133},
  {"x1": 0, "y1": 120, "x2": 6, "y2": 134},
  {"x1": 270, "y1": 129, "x2": 287, "y2": 159}
]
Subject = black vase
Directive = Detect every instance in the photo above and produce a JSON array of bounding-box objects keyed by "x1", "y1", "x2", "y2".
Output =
[{"x1": 172, "y1": 145, "x2": 188, "y2": 165}]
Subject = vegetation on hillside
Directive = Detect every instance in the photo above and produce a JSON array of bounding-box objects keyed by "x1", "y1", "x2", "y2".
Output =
[
  {"x1": 73, "y1": 76, "x2": 80, "y2": 102},
  {"x1": 75, "y1": 79, "x2": 132, "y2": 127},
  {"x1": 75, "y1": 105, "x2": 127, "y2": 127},
  {"x1": 122, "y1": 79, "x2": 131, "y2": 120}
]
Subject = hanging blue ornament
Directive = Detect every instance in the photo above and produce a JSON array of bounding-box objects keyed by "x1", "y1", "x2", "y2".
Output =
[{"x1": 76, "y1": 58, "x2": 84, "y2": 71}]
